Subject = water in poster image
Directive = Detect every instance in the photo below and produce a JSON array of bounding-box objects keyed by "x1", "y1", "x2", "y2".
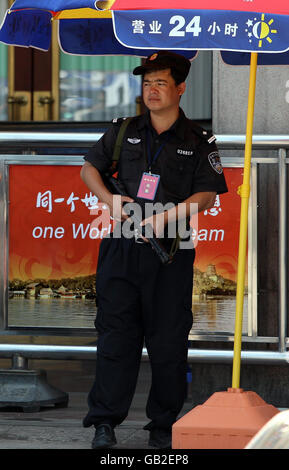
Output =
[{"x1": 8, "y1": 296, "x2": 248, "y2": 334}]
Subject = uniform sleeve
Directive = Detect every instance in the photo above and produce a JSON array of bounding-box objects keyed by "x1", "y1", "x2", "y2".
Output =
[
  {"x1": 83, "y1": 123, "x2": 119, "y2": 173},
  {"x1": 191, "y1": 141, "x2": 228, "y2": 195}
]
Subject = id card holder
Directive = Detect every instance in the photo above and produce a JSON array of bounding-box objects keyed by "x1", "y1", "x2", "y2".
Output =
[{"x1": 137, "y1": 172, "x2": 160, "y2": 200}]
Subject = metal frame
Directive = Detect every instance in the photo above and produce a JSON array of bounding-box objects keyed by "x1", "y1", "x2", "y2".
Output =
[
  {"x1": 279, "y1": 148, "x2": 287, "y2": 353},
  {"x1": 0, "y1": 157, "x2": 7, "y2": 332},
  {"x1": 0, "y1": 133, "x2": 288, "y2": 363},
  {"x1": 0, "y1": 154, "x2": 91, "y2": 337},
  {"x1": 188, "y1": 156, "x2": 256, "y2": 341},
  {"x1": 1, "y1": 154, "x2": 255, "y2": 340},
  {"x1": 0, "y1": 343, "x2": 288, "y2": 365}
]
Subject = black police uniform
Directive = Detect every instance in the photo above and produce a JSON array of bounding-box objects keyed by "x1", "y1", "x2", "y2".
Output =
[{"x1": 82, "y1": 109, "x2": 228, "y2": 432}]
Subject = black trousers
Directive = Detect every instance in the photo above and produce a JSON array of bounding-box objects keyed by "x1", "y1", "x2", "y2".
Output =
[{"x1": 83, "y1": 236, "x2": 194, "y2": 430}]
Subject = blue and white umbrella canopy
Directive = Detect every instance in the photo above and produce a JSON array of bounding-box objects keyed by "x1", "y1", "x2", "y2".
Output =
[
  {"x1": 0, "y1": 0, "x2": 196, "y2": 59},
  {"x1": 3, "y1": 0, "x2": 289, "y2": 63}
]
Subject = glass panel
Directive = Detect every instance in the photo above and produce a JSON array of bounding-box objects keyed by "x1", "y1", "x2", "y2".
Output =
[
  {"x1": 59, "y1": 54, "x2": 141, "y2": 122},
  {"x1": 182, "y1": 51, "x2": 212, "y2": 120},
  {"x1": 0, "y1": 2, "x2": 8, "y2": 121}
]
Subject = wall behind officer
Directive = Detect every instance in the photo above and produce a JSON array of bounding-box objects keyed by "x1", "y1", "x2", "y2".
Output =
[{"x1": 80, "y1": 50, "x2": 228, "y2": 450}]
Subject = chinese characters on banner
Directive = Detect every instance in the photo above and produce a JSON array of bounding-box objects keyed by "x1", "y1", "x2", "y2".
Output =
[
  {"x1": 112, "y1": 10, "x2": 287, "y2": 52},
  {"x1": 132, "y1": 18, "x2": 238, "y2": 38}
]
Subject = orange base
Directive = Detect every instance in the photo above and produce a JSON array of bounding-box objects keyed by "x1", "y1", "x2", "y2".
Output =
[{"x1": 172, "y1": 388, "x2": 279, "y2": 449}]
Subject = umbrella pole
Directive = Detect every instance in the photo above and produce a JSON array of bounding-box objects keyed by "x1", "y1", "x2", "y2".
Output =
[{"x1": 232, "y1": 52, "x2": 258, "y2": 389}]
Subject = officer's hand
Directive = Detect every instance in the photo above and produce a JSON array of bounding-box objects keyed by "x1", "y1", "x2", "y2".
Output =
[
  {"x1": 140, "y1": 212, "x2": 168, "y2": 241},
  {"x1": 111, "y1": 194, "x2": 135, "y2": 222}
]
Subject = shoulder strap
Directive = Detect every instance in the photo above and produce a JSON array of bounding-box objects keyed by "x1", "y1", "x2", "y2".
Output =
[
  {"x1": 112, "y1": 117, "x2": 133, "y2": 163},
  {"x1": 189, "y1": 120, "x2": 216, "y2": 145}
]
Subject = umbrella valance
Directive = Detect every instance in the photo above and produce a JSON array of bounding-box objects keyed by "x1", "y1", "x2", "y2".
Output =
[
  {"x1": 222, "y1": 49, "x2": 289, "y2": 65},
  {"x1": 111, "y1": 7, "x2": 289, "y2": 53},
  {"x1": 112, "y1": 0, "x2": 289, "y2": 16}
]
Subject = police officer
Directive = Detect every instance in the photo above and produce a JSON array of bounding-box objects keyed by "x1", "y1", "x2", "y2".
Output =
[{"x1": 81, "y1": 50, "x2": 228, "y2": 449}]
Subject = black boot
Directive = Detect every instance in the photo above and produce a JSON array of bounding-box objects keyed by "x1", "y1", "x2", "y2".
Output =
[
  {"x1": 148, "y1": 428, "x2": 171, "y2": 449},
  {"x1": 91, "y1": 424, "x2": 117, "y2": 449}
]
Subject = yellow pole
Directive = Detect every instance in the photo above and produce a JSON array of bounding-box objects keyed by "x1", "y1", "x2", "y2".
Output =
[{"x1": 232, "y1": 52, "x2": 258, "y2": 389}]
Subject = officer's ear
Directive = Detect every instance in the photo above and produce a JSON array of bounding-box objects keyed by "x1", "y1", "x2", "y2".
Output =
[{"x1": 177, "y1": 82, "x2": 186, "y2": 97}]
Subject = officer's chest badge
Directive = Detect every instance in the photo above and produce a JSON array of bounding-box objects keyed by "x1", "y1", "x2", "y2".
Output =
[
  {"x1": 208, "y1": 151, "x2": 223, "y2": 174},
  {"x1": 177, "y1": 149, "x2": 194, "y2": 157},
  {"x1": 127, "y1": 138, "x2": 141, "y2": 144}
]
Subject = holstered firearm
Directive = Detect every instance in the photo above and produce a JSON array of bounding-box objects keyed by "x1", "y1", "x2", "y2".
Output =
[{"x1": 103, "y1": 169, "x2": 173, "y2": 265}]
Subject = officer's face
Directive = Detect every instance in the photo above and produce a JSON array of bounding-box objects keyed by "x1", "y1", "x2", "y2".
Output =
[{"x1": 142, "y1": 69, "x2": 185, "y2": 114}]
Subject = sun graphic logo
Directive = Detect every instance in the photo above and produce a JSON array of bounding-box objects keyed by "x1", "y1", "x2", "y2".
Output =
[{"x1": 245, "y1": 14, "x2": 277, "y2": 48}]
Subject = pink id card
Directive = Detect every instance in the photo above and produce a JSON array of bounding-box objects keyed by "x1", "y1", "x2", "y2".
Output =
[{"x1": 137, "y1": 172, "x2": 160, "y2": 200}]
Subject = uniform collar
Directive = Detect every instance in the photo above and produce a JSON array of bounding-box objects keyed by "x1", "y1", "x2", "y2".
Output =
[{"x1": 136, "y1": 108, "x2": 187, "y2": 140}]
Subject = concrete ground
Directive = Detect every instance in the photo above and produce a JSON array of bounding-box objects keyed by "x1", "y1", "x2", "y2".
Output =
[
  {"x1": 0, "y1": 338, "x2": 274, "y2": 460},
  {"x1": 0, "y1": 357, "x2": 194, "y2": 451}
]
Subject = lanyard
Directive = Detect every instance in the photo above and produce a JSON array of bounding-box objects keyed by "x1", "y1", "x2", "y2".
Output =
[{"x1": 146, "y1": 129, "x2": 170, "y2": 174}]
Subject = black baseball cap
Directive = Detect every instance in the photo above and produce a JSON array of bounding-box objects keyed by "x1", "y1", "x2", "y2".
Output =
[{"x1": 133, "y1": 50, "x2": 191, "y2": 83}]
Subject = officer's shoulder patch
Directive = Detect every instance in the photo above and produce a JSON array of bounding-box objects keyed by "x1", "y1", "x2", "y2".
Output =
[
  {"x1": 207, "y1": 134, "x2": 217, "y2": 144},
  {"x1": 208, "y1": 151, "x2": 223, "y2": 174}
]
